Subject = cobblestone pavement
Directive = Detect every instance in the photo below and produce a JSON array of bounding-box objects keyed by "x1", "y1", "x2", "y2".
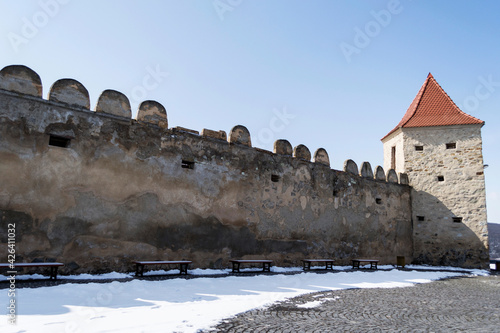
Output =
[{"x1": 208, "y1": 275, "x2": 500, "y2": 332}]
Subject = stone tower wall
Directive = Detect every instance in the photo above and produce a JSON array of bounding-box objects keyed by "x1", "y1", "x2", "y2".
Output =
[
  {"x1": 0, "y1": 65, "x2": 413, "y2": 274},
  {"x1": 402, "y1": 125, "x2": 489, "y2": 267}
]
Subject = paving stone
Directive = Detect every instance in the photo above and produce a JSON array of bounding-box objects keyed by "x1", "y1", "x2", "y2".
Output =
[{"x1": 208, "y1": 275, "x2": 500, "y2": 332}]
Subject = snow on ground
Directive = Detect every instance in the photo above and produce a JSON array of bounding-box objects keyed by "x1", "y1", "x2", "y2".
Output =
[{"x1": 0, "y1": 267, "x2": 489, "y2": 333}]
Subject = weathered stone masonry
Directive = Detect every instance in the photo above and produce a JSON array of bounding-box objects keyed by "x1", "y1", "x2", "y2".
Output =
[
  {"x1": 382, "y1": 73, "x2": 489, "y2": 268},
  {"x1": 0, "y1": 65, "x2": 488, "y2": 273}
]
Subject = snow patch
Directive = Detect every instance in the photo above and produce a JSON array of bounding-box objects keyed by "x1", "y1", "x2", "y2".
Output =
[{"x1": 0, "y1": 266, "x2": 485, "y2": 333}]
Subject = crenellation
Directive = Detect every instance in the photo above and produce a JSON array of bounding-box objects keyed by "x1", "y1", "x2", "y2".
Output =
[
  {"x1": 343, "y1": 159, "x2": 358, "y2": 175},
  {"x1": 48, "y1": 78, "x2": 90, "y2": 109},
  {"x1": 293, "y1": 144, "x2": 311, "y2": 161},
  {"x1": 0, "y1": 64, "x2": 42, "y2": 97},
  {"x1": 374, "y1": 166, "x2": 386, "y2": 181},
  {"x1": 229, "y1": 125, "x2": 251, "y2": 147},
  {"x1": 273, "y1": 139, "x2": 293, "y2": 156},
  {"x1": 0, "y1": 65, "x2": 386, "y2": 183},
  {"x1": 201, "y1": 128, "x2": 227, "y2": 141},
  {"x1": 95, "y1": 89, "x2": 132, "y2": 119},
  {"x1": 360, "y1": 161, "x2": 373, "y2": 179},
  {"x1": 313, "y1": 148, "x2": 330, "y2": 166},
  {"x1": 399, "y1": 173, "x2": 409, "y2": 185},
  {"x1": 137, "y1": 100, "x2": 168, "y2": 128},
  {"x1": 386, "y1": 169, "x2": 398, "y2": 183}
]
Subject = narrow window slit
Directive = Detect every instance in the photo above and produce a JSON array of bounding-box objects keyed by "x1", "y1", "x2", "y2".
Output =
[
  {"x1": 415, "y1": 145, "x2": 423, "y2": 151},
  {"x1": 446, "y1": 143, "x2": 456, "y2": 149},
  {"x1": 271, "y1": 174, "x2": 280, "y2": 182},
  {"x1": 452, "y1": 217, "x2": 463, "y2": 223},
  {"x1": 417, "y1": 216, "x2": 425, "y2": 222},
  {"x1": 375, "y1": 198, "x2": 382, "y2": 204},
  {"x1": 391, "y1": 146, "x2": 396, "y2": 170},
  {"x1": 437, "y1": 176, "x2": 445, "y2": 182}
]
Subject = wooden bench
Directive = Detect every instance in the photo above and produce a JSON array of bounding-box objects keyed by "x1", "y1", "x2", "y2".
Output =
[
  {"x1": 133, "y1": 260, "x2": 192, "y2": 277},
  {"x1": 0, "y1": 262, "x2": 64, "y2": 280},
  {"x1": 229, "y1": 259, "x2": 273, "y2": 273},
  {"x1": 352, "y1": 259, "x2": 379, "y2": 270},
  {"x1": 302, "y1": 259, "x2": 335, "y2": 271},
  {"x1": 490, "y1": 258, "x2": 500, "y2": 271}
]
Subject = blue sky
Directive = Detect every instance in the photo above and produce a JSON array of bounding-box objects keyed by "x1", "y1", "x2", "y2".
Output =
[{"x1": 1, "y1": 0, "x2": 499, "y2": 223}]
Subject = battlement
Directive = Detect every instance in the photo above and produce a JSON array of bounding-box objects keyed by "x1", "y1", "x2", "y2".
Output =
[
  {"x1": 0, "y1": 64, "x2": 408, "y2": 185},
  {"x1": 0, "y1": 64, "x2": 487, "y2": 272},
  {"x1": 0, "y1": 64, "x2": 418, "y2": 273}
]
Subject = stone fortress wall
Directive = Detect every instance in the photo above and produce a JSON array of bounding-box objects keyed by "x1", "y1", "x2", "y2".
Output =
[{"x1": 0, "y1": 65, "x2": 485, "y2": 273}]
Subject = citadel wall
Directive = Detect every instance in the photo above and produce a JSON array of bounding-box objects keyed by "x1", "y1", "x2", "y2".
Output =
[{"x1": 0, "y1": 65, "x2": 413, "y2": 274}]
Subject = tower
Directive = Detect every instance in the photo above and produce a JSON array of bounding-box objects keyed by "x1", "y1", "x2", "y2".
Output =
[{"x1": 382, "y1": 73, "x2": 489, "y2": 268}]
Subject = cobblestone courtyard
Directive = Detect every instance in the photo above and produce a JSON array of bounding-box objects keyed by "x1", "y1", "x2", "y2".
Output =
[{"x1": 209, "y1": 275, "x2": 500, "y2": 332}]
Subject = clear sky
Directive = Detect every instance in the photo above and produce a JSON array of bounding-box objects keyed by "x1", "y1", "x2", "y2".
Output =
[{"x1": 1, "y1": 0, "x2": 499, "y2": 222}]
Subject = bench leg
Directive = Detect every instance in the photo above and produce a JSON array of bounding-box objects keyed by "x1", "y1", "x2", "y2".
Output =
[
  {"x1": 232, "y1": 262, "x2": 240, "y2": 273},
  {"x1": 136, "y1": 264, "x2": 145, "y2": 277},
  {"x1": 50, "y1": 266, "x2": 59, "y2": 280},
  {"x1": 303, "y1": 262, "x2": 311, "y2": 271},
  {"x1": 326, "y1": 262, "x2": 333, "y2": 270},
  {"x1": 352, "y1": 261, "x2": 359, "y2": 269},
  {"x1": 179, "y1": 263, "x2": 188, "y2": 275},
  {"x1": 263, "y1": 262, "x2": 271, "y2": 272},
  {"x1": 371, "y1": 262, "x2": 377, "y2": 270}
]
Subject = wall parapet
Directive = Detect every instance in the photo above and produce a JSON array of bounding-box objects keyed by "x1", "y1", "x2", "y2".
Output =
[
  {"x1": 0, "y1": 64, "x2": 415, "y2": 273},
  {"x1": 0, "y1": 64, "x2": 408, "y2": 185}
]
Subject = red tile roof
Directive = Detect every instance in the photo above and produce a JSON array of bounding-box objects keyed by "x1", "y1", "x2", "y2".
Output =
[{"x1": 382, "y1": 73, "x2": 484, "y2": 140}]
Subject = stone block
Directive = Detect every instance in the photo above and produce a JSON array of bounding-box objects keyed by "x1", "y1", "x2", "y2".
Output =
[
  {"x1": 202, "y1": 128, "x2": 227, "y2": 141},
  {"x1": 273, "y1": 139, "x2": 293, "y2": 156},
  {"x1": 95, "y1": 89, "x2": 132, "y2": 119},
  {"x1": 387, "y1": 169, "x2": 398, "y2": 183},
  {"x1": 375, "y1": 166, "x2": 386, "y2": 181},
  {"x1": 313, "y1": 148, "x2": 330, "y2": 166},
  {"x1": 0, "y1": 65, "x2": 42, "y2": 97},
  {"x1": 399, "y1": 173, "x2": 409, "y2": 185},
  {"x1": 229, "y1": 125, "x2": 251, "y2": 147},
  {"x1": 344, "y1": 159, "x2": 358, "y2": 175},
  {"x1": 293, "y1": 144, "x2": 311, "y2": 161},
  {"x1": 360, "y1": 162, "x2": 373, "y2": 178},
  {"x1": 137, "y1": 100, "x2": 167, "y2": 128},
  {"x1": 48, "y1": 78, "x2": 90, "y2": 109}
]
